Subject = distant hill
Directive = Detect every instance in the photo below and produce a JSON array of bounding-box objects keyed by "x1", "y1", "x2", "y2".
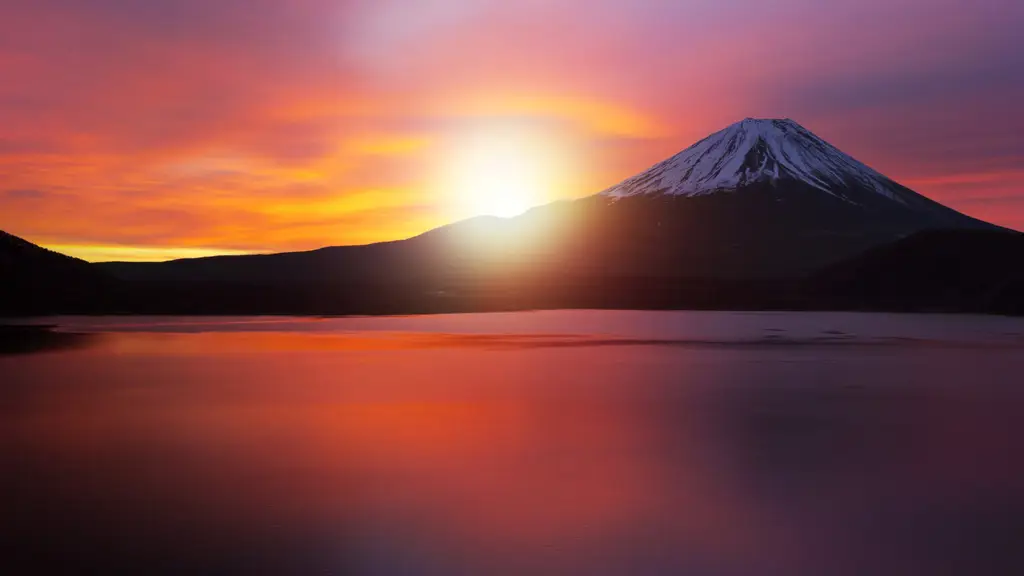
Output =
[
  {"x1": 8, "y1": 119, "x2": 1023, "y2": 316},
  {"x1": 811, "y1": 229, "x2": 1024, "y2": 315},
  {"x1": 0, "y1": 230, "x2": 110, "y2": 315},
  {"x1": 94, "y1": 118, "x2": 1014, "y2": 314}
]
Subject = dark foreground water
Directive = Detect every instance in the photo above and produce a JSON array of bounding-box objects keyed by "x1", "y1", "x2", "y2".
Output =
[{"x1": 2, "y1": 311, "x2": 1024, "y2": 575}]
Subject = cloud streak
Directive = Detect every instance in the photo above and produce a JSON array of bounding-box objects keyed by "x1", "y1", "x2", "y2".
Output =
[{"x1": 1, "y1": 0, "x2": 1022, "y2": 260}]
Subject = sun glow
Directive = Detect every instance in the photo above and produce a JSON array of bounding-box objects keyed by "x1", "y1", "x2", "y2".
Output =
[{"x1": 442, "y1": 123, "x2": 569, "y2": 219}]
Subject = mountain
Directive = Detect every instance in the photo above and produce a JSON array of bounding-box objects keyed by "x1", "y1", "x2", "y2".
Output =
[
  {"x1": 0, "y1": 230, "x2": 111, "y2": 315},
  {"x1": 86, "y1": 118, "x2": 1014, "y2": 314},
  {"x1": 606, "y1": 119, "x2": 939, "y2": 204},
  {"x1": 602, "y1": 118, "x2": 990, "y2": 225},
  {"x1": 811, "y1": 229, "x2": 1024, "y2": 315},
  {"x1": 562, "y1": 117, "x2": 998, "y2": 277}
]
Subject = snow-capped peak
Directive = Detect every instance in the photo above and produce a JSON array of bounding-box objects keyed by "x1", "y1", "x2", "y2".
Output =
[{"x1": 601, "y1": 118, "x2": 911, "y2": 205}]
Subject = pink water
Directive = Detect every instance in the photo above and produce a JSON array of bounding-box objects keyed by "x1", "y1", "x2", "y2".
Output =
[{"x1": 3, "y1": 311, "x2": 1024, "y2": 575}]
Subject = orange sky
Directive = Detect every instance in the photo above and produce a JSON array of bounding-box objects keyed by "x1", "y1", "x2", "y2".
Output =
[{"x1": 1, "y1": 0, "x2": 1022, "y2": 261}]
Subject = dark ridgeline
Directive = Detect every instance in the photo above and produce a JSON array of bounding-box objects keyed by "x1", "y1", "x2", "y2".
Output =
[
  {"x1": 3, "y1": 119, "x2": 1022, "y2": 316},
  {"x1": 0, "y1": 230, "x2": 111, "y2": 316},
  {"x1": 811, "y1": 229, "x2": 1024, "y2": 315}
]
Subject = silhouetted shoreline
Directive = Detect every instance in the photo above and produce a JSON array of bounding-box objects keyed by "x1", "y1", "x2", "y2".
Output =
[{"x1": 0, "y1": 325, "x2": 95, "y2": 355}]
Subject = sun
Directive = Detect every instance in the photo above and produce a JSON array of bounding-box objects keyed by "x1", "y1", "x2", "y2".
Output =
[
  {"x1": 454, "y1": 139, "x2": 541, "y2": 218},
  {"x1": 442, "y1": 124, "x2": 563, "y2": 219}
]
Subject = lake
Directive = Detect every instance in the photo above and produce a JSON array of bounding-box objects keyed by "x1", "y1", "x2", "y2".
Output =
[{"x1": 3, "y1": 311, "x2": 1024, "y2": 575}]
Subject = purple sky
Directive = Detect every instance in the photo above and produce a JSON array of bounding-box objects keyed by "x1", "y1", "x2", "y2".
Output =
[{"x1": 1, "y1": 0, "x2": 1021, "y2": 259}]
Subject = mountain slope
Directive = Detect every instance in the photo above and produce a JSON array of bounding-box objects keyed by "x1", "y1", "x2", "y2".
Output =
[
  {"x1": 602, "y1": 118, "x2": 904, "y2": 201},
  {"x1": 93, "y1": 118, "x2": 1014, "y2": 314},
  {"x1": 812, "y1": 229, "x2": 1024, "y2": 315},
  {"x1": 1, "y1": 230, "x2": 92, "y2": 277},
  {"x1": 601, "y1": 118, "x2": 989, "y2": 228},
  {"x1": 1, "y1": 230, "x2": 111, "y2": 314}
]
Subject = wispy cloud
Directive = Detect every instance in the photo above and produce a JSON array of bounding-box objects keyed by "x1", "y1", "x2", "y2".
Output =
[{"x1": 1, "y1": 0, "x2": 1022, "y2": 256}]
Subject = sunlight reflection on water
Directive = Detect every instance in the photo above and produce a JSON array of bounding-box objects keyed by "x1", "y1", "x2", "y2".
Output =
[{"x1": 2, "y1": 311, "x2": 1024, "y2": 575}]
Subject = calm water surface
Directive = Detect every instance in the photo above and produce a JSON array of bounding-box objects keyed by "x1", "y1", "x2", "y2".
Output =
[{"x1": 3, "y1": 311, "x2": 1024, "y2": 575}]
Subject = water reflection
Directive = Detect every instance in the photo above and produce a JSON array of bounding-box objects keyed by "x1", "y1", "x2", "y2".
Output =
[{"x1": 2, "y1": 315, "x2": 1023, "y2": 575}]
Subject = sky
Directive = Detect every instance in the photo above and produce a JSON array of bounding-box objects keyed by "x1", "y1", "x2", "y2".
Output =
[{"x1": 1, "y1": 0, "x2": 1022, "y2": 261}]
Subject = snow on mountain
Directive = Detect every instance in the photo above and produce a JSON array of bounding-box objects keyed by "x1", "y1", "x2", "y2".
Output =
[{"x1": 601, "y1": 118, "x2": 916, "y2": 205}]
